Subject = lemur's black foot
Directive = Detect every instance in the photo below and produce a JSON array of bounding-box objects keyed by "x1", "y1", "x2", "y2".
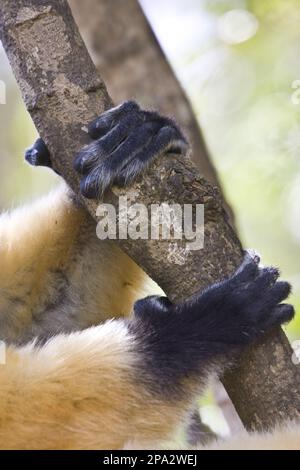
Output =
[
  {"x1": 25, "y1": 101, "x2": 187, "y2": 198},
  {"x1": 131, "y1": 251, "x2": 294, "y2": 386},
  {"x1": 74, "y1": 101, "x2": 188, "y2": 198}
]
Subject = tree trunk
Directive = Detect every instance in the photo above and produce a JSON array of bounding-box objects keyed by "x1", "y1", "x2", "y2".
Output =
[
  {"x1": 69, "y1": 0, "x2": 239, "y2": 432},
  {"x1": 0, "y1": 0, "x2": 299, "y2": 432},
  {"x1": 69, "y1": 0, "x2": 239, "y2": 433}
]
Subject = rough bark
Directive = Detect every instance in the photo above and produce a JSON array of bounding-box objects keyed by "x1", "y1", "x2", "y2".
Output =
[{"x1": 0, "y1": 0, "x2": 299, "y2": 432}]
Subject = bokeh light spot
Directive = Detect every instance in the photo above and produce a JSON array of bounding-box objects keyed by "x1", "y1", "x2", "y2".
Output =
[{"x1": 218, "y1": 9, "x2": 259, "y2": 45}]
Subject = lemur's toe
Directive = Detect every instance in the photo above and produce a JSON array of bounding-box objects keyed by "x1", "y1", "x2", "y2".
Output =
[
  {"x1": 253, "y1": 267, "x2": 280, "y2": 291},
  {"x1": 79, "y1": 172, "x2": 103, "y2": 199},
  {"x1": 269, "y1": 281, "x2": 291, "y2": 303},
  {"x1": 76, "y1": 122, "x2": 159, "y2": 197},
  {"x1": 233, "y1": 258, "x2": 260, "y2": 283},
  {"x1": 270, "y1": 304, "x2": 295, "y2": 326},
  {"x1": 74, "y1": 141, "x2": 105, "y2": 175},
  {"x1": 25, "y1": 138, "x2": 52, "y2": 168},
  {"x1": 258, "y1": 303, "x2": 295, "y2": 333},
  {"x1": 88, "y1": 101, "x2": 140, "y2": 140},
  {"x1": 243, "y1": 249, "x2": 261, "y2": 265},
  {"x1": 243, "y1": 269, "x2": 290, "y2": 312},
  {"x1": 74, "y1": 112, "x2": 145, "y2": 176},
  {"x1": 245, "y1": 276, "x2": 293, "y2": 333}
]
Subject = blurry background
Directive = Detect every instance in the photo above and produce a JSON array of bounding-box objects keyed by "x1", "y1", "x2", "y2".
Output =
[{"x1": 0, "y1": 0, "x2": 300, "y2": 437}]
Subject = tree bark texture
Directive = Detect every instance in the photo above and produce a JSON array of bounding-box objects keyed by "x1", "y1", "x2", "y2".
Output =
[{"x1": 0, "y1": 0, "x2": 299, "y2": 432}]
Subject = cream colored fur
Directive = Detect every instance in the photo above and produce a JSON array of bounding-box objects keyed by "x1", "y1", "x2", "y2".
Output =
[
  {"x1": 0, "y1": 184, "x2": 189, "y2": 449},
  {"x1": 0, "y1": 184, "x2": 298, "y2": 450},
  {"x1": 0, "y1": 183, "x2": 161, "y2": 345},
  {"x1": 0, "y1": 321, "x2": 191, "y2": 449}
]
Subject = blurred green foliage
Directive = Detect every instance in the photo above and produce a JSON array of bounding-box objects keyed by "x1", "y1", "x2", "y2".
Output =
[{"x1": 0, "y1": 48, "x2": 58, "y2": 209}]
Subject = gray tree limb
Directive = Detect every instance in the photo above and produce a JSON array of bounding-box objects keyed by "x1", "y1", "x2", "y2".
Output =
[
  {"x1": 69, "y1": 0, "x2": 239, "y2": 432},
  {"x1": 69, "y1": 0, "x2": 239, "y2": 434},
  {"x1": 0, "y1": 0, "x2": 299, "y2": 431}
]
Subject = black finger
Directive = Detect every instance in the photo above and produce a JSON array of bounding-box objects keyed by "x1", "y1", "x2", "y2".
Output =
[
  {"x1": 267, "y1": 304, "x2": 295, "y2": 327},
  {"x1": 25, "y1": 138, "x2": 52, "y2": 168},
  {"x1": 88, "y1": 101, "x2": 140, "y2": 139},
  {"x1": 115, "y1": 125, "x2": 188, "y2": 187},
  {"x1": 253, "y1": 267, "x2": 280, "y2": 291},
  {"x1": 74, "y1": 112, "x2": 142, "y2": 175},
  {"x1": 231, "y1": 256, "x2": 260, "y2": 284},
  {"x1": 81, "y1": 121, "x2": 162, "y2": 196},
  {"x1": 265, "y1": 281, "x2": 292, "y2": 307}
]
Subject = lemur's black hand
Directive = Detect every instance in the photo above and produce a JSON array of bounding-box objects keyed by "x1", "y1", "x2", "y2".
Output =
[
  {"x1": 130, "y1": 251, "x2": 294, "y2": 387},
  {"x1": 25, "y1": 101, "x2": 187, "y2": 198},
  {"x1": 74, "y1": 101, "x2": 188, "y2": 198}
]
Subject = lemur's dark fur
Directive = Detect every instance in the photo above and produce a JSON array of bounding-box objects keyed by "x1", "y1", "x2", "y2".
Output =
[{"x1": 0, "y1": 101, "x2": 295, "y2": 449}]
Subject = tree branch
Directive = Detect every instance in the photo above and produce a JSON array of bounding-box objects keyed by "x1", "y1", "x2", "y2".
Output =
[
  {"x1": 1, "y1": 0, "x2": 299, "y2": 431},
  {"x1": 69, "y1": 0, "x2": 239, "y2": 430},
  {"x1": 68, "y1": 0, "x2": 226, "y2": 187}
]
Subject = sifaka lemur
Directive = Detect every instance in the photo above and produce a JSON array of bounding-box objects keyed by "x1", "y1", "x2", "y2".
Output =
[{"x1": 0, "y1": 101, "x2": 298, "y2": 449}]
